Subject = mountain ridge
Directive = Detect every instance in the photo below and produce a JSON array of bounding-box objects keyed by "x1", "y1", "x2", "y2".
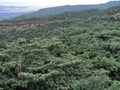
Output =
[
  {"x1": 0, "y1": 1, "x2": 120, "y2": 20},
  {"x1": 30, "y1": 1, "x2": 120, "y2": 16}
]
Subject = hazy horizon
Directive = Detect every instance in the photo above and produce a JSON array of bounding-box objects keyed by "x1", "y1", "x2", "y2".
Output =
[
  {"x1": 0, "y1": 0, "x2": 119, "y2": 7},
  {"x1": 0, "y1": 0, "x2": 119, "y2": 13}
]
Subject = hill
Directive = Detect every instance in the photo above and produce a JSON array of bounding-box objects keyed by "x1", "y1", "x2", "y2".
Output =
[
  {"x1": 30, "y1": 1, "x2": 120, "y2": 16},
  {"x1": 1, "y1": 1, "x2": 120, "y2": 20},
  {"x1": 0, "y1": 5, "x2": 31, "y2": 20},
  {"x1": 0, "y1": 6, "x2": 120, "y2": 90},
  {"x1": 0, "y1": 12, "x2": 28, "y2": 20}
]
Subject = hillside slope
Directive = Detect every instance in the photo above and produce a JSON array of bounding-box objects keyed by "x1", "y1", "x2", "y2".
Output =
[{"x1": 0, "y1": 6, "x2": 120, "y2": 90}]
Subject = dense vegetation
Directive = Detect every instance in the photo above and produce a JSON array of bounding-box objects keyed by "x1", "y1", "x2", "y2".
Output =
[{"x1": 0, "y1": 6, "x2": 120, "y2": 90}]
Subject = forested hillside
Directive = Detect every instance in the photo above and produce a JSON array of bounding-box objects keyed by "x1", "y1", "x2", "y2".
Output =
[{"x1": 0, "y1": 6, "x2": 120, "y2": 90}]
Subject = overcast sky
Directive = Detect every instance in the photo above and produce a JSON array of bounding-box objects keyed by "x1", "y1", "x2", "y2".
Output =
[{"x1": 0, "y1": 0, "x2": 114, "y2": 7}]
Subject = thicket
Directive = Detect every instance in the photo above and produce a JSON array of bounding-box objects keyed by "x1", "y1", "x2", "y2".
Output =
[{"x1": 0, "y1": 6, "x2": 120, "y2": 90}]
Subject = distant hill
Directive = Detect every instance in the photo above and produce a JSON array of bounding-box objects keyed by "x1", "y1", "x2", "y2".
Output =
[
  {"x1": 0, "y1": 5, "x2": 29, "y2": 20},
  {"x1": 30, "y1": 1, "x2": 120, "y2": 16},
  {"x1": 0, "y1": 5, "x2": 27, "y2": 13},
  {"x1": 0, "y1": 12, "x2": 28, "y2": 20},
  {"x1": 0, "y1": 1, "x2": 120, "y2": 20}
]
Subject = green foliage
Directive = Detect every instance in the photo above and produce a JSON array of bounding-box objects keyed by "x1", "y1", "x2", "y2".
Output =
[
  {"x1": 0, "y1": 6, "x2": 120, "y2": 90},
  {"x1": 73, "y1": 70, "x2": 111, "y2": 90}
]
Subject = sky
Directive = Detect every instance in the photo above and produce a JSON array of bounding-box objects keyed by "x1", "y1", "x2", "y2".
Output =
[
  {"x1": 0, "y1": 0, "x2": 114, "y2": 7},
  {"x1": 0, "y1": 0, "x2": 119, "y2": 12}
]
